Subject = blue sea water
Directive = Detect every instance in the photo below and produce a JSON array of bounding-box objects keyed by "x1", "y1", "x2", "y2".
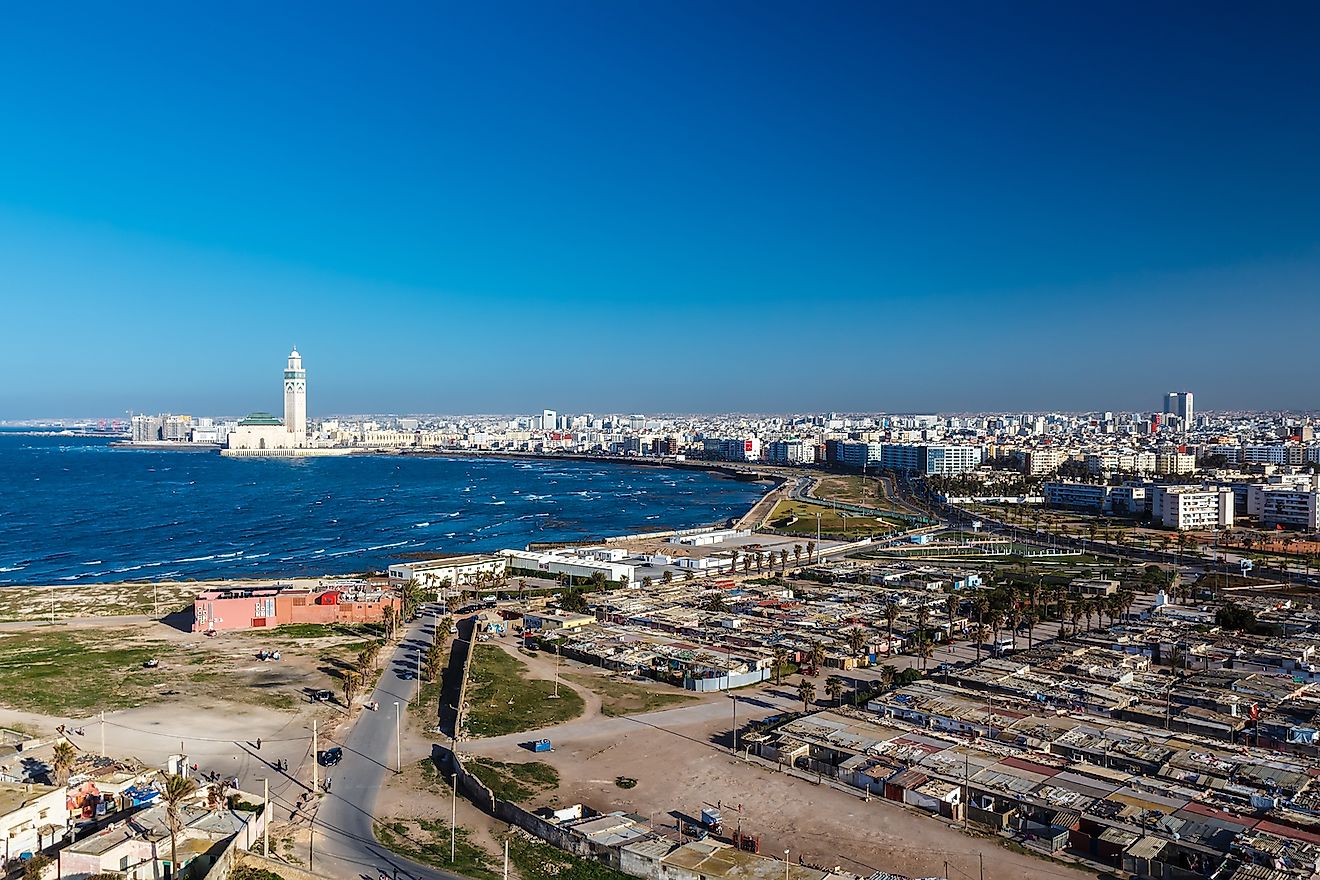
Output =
[{"x1": 0, "y1": 432, "x2": 765, "y2": 586}]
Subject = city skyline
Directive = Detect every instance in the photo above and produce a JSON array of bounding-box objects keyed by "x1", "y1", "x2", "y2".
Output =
[{"x1": 3, "y1": 3, "x2": 1320, "y2": 416}]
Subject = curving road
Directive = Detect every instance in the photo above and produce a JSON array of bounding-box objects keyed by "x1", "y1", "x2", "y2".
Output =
[{"x1": 312, "y1": 607, "x2": 471, "y2": 880}]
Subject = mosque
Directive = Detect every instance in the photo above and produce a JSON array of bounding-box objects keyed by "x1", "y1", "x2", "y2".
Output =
[{"x1": 223, "y1": 349, "x2": 313, "y2": 455}]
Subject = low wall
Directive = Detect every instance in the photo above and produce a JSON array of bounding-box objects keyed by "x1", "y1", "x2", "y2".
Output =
[
  {"x1": 685, "y1": 668, "x2": 770, "y2": 692},
  {"x1": 454, "y1": 618, "x2": 477, "y2": 740}
]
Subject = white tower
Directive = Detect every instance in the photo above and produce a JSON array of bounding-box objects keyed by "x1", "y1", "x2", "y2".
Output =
[{"x1": 284, "y1": 348, "x2": 307, "y2": 445}]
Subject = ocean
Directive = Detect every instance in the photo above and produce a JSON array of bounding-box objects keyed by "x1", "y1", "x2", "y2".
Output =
[{"x1": 0, "y1": 431, "x2": 766, "y2": 586}]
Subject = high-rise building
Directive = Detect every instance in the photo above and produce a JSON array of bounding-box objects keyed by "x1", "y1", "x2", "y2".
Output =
[
  {"x1": 283, "y1": 348, "x2": 307, "y2": 443},
  {"x1": 1163, "y1": 391, "x2": 1194, "y2": 429}
]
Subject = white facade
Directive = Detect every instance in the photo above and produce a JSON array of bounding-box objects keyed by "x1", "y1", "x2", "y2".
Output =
[
  {"x1": 1163, "y1": 391, "x2": 1194, "y2": 428},
  {"x1": 1258, "y1": 487, "x2": 1320, "y2": 530},
  {"x1": 388, "y1": 554, "x2": 508, "y2": 592},
  {"x1": 0, "y1": 782, "x2": 68, "y2": 861},
  {"x1": 501, "y1": 549, "x2": 637, "y2": 583},
  {"x1": 1151, "y1": 485, "x2": 1234, "y2": 530},
  {"x1": 283, "y1": 348, "x2": 308, "y2": 444}
]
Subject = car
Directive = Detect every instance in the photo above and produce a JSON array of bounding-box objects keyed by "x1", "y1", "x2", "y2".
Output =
[
  {"x1": 400, "y1": 671, "x2": 415, "y2": 680},
  {"x1": 318, "y1": 747, "x2": 343, "y2": 767},
  {"x1": 448, "y1": 624, "x2": 458, "y2": 634},
  {"x1": 312, "y1": 689, "x2": 334, "y2": 702}
]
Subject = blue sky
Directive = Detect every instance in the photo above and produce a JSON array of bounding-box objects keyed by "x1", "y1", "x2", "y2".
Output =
[{"x1": 2, "y1": 1, "x2": 1318, "y2": 417}]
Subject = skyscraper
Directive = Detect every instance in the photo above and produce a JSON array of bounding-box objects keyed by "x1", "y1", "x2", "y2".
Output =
[
  {"x1": 1163, "y1": 391, "x2": 1194, "y2": 429},
  {"x1": 284, "y1": 348, "x2": 308, "y2": 443}
]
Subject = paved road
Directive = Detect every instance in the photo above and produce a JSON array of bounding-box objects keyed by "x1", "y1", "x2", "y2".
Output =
[{"x1": 314, "y1": 606, "x2": 469, "y2": 880}]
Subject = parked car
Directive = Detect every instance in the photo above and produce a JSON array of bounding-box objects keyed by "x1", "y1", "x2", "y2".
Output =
[
  {"x1": 318, "y1": 747, "x2": 343, "y2": 767},
  {"x1": 312, "y1": 689, "x2": 334, "y2": 702}
]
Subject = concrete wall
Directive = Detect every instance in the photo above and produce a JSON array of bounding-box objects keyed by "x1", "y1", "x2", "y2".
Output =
[{"x1": 686, "y1": 668, "x2": 770, "y2": 691}]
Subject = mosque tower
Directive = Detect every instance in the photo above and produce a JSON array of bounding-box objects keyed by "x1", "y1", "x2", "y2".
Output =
[{"x1": 283, "y1": 348, "x2": 307, "y2": 445}]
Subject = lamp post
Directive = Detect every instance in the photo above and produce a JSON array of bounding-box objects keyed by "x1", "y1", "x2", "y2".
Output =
[
  {"x1": 394, "y1": 702, "x2": 401, "y2": 773},
  {"x1": 784, "y1": 848, "x2": 790, "y2": 880},
  {"x1": 451, "y1": 772, "x2": 458, "y2": 863}
]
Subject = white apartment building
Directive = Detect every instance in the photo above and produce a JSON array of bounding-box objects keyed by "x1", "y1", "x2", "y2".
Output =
[
  {"x1": 1150, "y1": 485, "x2": 1234, "y2": 530},
  {"x1": 1155, "y1": 452, "x2": 1196, "y2": 475},
  {"x1": 1044, "y1": 482, "x2": 1114, "y2": 512},
  {"x1": 500, "y1": 548, "x2": 636, "y2": 584},
  {"x1": 388, "y1": 554, "x2": 509, "y2": 592},
  {"x1": 0, "y1": 781, "x2": 68, "y2": 861},
  {"x1": 1256, "y1": 486, "x2": 1320, "y2": 530},
  {"x1": 766, "y1": 440, "x2": 816, "y2": 465},
  {"x1": 1022, "y1": 448, "x2": 1066, "y2": 476}
]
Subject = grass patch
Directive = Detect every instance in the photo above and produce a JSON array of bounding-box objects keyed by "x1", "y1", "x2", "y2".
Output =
[
  {"x1": 252, "y1": 622, "x2": 383, "y2": 640},
  {"x1": 812, "y1": 474, "x2": 906, "y2": 512},
  {"x1": 466, "y1": 645, "x2": 584, "y2": 737},
  {"x1": 563, "y1": 673, "x2": 697, "y2": 717},
  {"x1": 375, "y1": 819, "x2": 500, "y2": 880},
  {"x1": 768, "y1": 500, "x2": 903, "y2": 540},
  {"x1": 0, "y1": 630, "x2": 182, "y2": 714},
  {"x1": 509, "y1": 837, "x2": 631, "y2": 880},
  {"x1": 467, "y1": 757, "x2": 559, "y2": 802}
]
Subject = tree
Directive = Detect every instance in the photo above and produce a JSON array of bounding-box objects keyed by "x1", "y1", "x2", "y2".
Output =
[
  {"x1": 341, "y1": 670, "x2": 362, "y2": 707},
  {"x1": 560, "y1": 590, "x2": 589, "y2": 613},
  {"x1": 662, "y1": 570, "x2": 673, "y2": 585},
  {"x1": 161, "y1": 773, "x2": 199, "y2": 878},
  {"x1": 884, "y1": 602, "x2": 900, "y2": 658},
  {"x1": 22, "y1": 853, "x2": 52, "y2": 880},
  {"x1": 704, "y1": 593, "x2": 728, "y2": 613},
  {"x1": 641, "y1": 576, "x2": 655, "y2": 590},
  {"x1": 914, "y1": 635, "x2": 934, "y2": 671},
  {"x1": 878, "y1": 664, "x2": 896, "y2": 692},
  {"x1": 797, "y1": 679, "x2": 817, "y2": 712},
  {"x1": 806, "y1": 540, "x2": 816, "y2": 562},
  {"x1": 793, "y1": 544, "x2": 803, "y2": 566},
  {"x1": 588, "y1": 571, "x2": 607, "y2": 590},
  {"x1": 382, "y1": 605, "x2": 398, "y2": 640},
  {"x1": 771, "y1": 646, "x2": 788, "y2": 685},
  {"x1": 51, "y1": 739, "x2": 76, "y2": 785},
  {"x1": 1216, "y1": 603, "x2": 1256, "y2": 632},
  {"x1": 825, "y1": 676, "x2": 844, "y2": 706},
  {"x1": 808, "y1": 641, "x2": 826, "y2": 672},
  {"x1": 424, "y1": 643, "x2": 444, "y2": 681},
  {"x1": 845, "y1": 628, "x2": 868, "y2": 659}
]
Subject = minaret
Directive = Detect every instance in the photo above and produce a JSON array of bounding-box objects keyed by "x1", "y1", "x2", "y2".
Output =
[{"x1": 284, "y1": 347, "x2": 307, "y2": 445}]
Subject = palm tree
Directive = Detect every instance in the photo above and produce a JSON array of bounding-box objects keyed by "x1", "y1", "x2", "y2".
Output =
[
  {"x1": 884, "y1": 603, "x2": 899, "y2": 658},
  {"x1": 846, "y1": 628, "x2": 868, "y2": 659},
  {"x1": 972, "y1": 596, "x2": 988, "y2": 662},
  {"x1": 878, "y1": 664, "x2": 896, "y2": 692},
  {"x1": 51, "y1": 739, "x2": 76, "y2": 785},
  {"x1": 797, "y1": 679, "x2": 817, "y2": 712},
  {"x1": 341, "y1": 669, "x2": 362, "y2": 707},
  {"x1": 915, "y1": 635, "x2": 934, "y2": 671},
  {"x1": 808, "y1": 641, "x2": 826, "y2": 673},
  {"x1": 771, "y1": 646, "x2": 788, "y2": 685},
  {"x1": 793, "y1": 545, "x2": 803, "y2": 566},
  {"x1": 825, "y1": 676, "x2": 844, "y2": 706},
  {"x1": 806, "y1": 540, "x2": 816, "y2": 562},
  {"x1": 945, "y1": 592, "x2": 960, "y2": 644},
  {"x1": 1021, "y1": 610, "x2": 1037, "y2": 649},
  {"x1": 161, "y1": 773, "x2": 199, "y2": 877}
]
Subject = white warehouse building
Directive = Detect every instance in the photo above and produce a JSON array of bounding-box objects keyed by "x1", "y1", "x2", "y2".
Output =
[{"x1": 500, "y1": 549, "x2": 637, "y2": 584}]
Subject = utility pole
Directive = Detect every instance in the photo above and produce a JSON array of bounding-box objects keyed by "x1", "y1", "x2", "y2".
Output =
[
  {"x1": 415, "y1": 649, "x2": 421, "y2": 704},
  {"x1": 395, "y1": 702, "x2": 402, "y2": 773},
  {"x1": 503, "y1": 838, "x2": 509, "y2": 880},
  {"x1": 731, "y1": 694, "x2": 738, "y2": 754},
  {"x1": 262, "y1": 777, "x2": 270, "y2": 856},
  {"x1": 312, "y1": 720, "x2": 319, "y2": 793},
  {"x1": 309, "y1": 820, "x2": 314, "y2": 872},
  {"x1": 451, "y1": 772, "x2": 458, "y2": 863}
]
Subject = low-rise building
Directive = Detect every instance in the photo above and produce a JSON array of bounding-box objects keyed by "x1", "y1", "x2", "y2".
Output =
[
  {"x1": 0, "y1": 781, "x2": 67, "y2": 863},
  {"x1": 192, "y1": 583, "x2": 399, "y2": 633},
  {"x1": 387, "y1": 554, "x2": 508, "y2": 592}
]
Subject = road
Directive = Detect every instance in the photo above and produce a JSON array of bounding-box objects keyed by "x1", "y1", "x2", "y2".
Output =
[{"x1": 313, "y1": 607, "x2": 469, "y2": 880}]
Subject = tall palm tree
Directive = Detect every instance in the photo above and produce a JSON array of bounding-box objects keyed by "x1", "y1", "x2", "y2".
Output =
[
  {"x1": 793, "y1": 545, "x2": 803, "y2": 566},
  {"x1": 797, "y1": 679, "x2": 817, "y2": 712},
  {"x1": 915, "y1": 635, "x2": 934, "y2": 671},
  {"x1": 1021, "y1": 610, "x2": 1037, "y2": 649},
  {"x1": 825, "y1": 676, "x2": 844, "y2": 706},
  {"x1": 884, "y1": 603, "x2": 899, "y2": 658},
  {"x1": 51, "y1": 740, "x2": 76, "y2": 785},
  {"x1": 808, "y1": 641, "x2": 826, "y2": 673},
  {"x1": 161, "y1": 773, "x2": 198, "y2": 877},
  {"x1": 341, "y1": 670, "x2": 362, "y2": 708},
  {"x1": 846, "y1": 628, "x2": 868, "y2": 659},
  {"x1": 771, "y1": 646, "x2": 788, "y2": 685},
  {"x1": 945, "y1": 592, "x2": 960, "y2": 644}
]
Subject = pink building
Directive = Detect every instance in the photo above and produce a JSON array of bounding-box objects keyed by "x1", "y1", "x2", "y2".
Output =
[{"x1": 192, "y1": 584, "x2": 400, "y2": 632}]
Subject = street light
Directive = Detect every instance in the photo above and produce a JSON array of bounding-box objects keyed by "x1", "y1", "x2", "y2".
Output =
[
  {"x1": 451, "y1": 772, "x2": 458, "y2": 863},
  {"x1": 784, "y1": 848, "x2": 790, "y2": 880},
  {"x1": 394, "y1": 702, "x2": 401, "y2": 774}
]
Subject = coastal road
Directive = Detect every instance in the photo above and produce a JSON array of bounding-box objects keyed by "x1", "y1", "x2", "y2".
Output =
[{"x1": 313, "y1": 606, "x2": 469, "y2": 880}]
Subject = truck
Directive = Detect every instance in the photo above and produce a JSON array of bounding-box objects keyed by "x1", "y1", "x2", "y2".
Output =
[
  {"x1": 530, "y1": 739, "x2": 552, "y2": 753},
  {"x1": 700, "y1": 807, "x2": 722, "y2": 834}
]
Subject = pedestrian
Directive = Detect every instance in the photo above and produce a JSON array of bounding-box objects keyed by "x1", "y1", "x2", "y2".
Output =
[{"x1": 256, "y1": 737, "x2": 262, "y2": 750}]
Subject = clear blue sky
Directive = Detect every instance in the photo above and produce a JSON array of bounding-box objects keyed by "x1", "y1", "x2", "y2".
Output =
[{"x1": 3, "y1": 1, "x2": 1319, "y2": 417}]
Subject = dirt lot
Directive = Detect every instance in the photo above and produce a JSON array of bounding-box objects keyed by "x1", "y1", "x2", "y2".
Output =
[
  {"x1": 461, "y1": 646, "x2": 1092, "y2": 880},
  {"x1": 0, "y1": 576, "x2": 328, "y2": 622}
]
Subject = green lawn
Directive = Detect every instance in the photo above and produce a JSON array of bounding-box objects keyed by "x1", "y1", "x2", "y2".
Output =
[
  {"x1": 376, "y1": 820, "x2": 500, "y2": 880},
  {"x1": 465, "y1": 645, "x2": 585, "y2": 737},
  {"x1": 466, "y1": 756, "x2": 559, "y2": 802},
  {"x1": 563, "y1": 673, "x2": 697, "y2": 717},
  {"x1": 245, "y1": 622, "x2": 384, "y2": 640},
  {"x1": 0, "y1": 629, "x2": 185, "y2": 714},
  {"x1": 768, "y1": 500, "x2": 902, "y2": 540}
]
